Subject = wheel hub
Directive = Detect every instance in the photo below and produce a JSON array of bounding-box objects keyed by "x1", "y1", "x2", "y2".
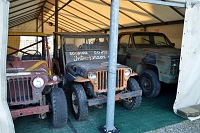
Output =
[
  {"x1": 72, "y1": 92, "x2": 78, "y2": 114},
  {"x1": 142, "y1": 77, "x2": 151, "y2": 91}
]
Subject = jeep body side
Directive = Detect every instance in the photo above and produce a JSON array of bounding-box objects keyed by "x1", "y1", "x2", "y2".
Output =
[
  {"x1": 6, "y1": 32, "x2": 68, "y2": 128},
  {"x1": 52, "y1": 32, "x2": 142, "y2": 121},
  {"x1": 117, "y1": 32, "x2": 180, "y2": 97}
]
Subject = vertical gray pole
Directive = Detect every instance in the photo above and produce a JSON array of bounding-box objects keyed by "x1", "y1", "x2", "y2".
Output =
[
  {"x1": 105, "y1": 0, "x2": 120, "y2": 132},
  {"x1": 0, "y1": 0, "x2": 15, "y2": 132}
]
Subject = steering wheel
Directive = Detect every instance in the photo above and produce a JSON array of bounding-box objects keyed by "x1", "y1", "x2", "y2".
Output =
[
  {"x1": 22, "y1": 50, "x2": 41, "y2": 60},
  {"x1": 156, "y1": 41, "x2": 166, "y2": 46},
  {"x1": 78, "y1": 45, "x2": 82, "y2": 49},
  {"x1": 156, "y1": 43, "x2": 162, "y2": 46},
  {"x1": 94, "y1": 38, "x2": 100, "y2": 43}
]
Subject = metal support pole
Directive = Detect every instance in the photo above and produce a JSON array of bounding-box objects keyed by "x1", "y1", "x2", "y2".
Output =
[
  {"x1": 55, "y1": 0, "x2": 58, "y2": 32},
  {"x1": 98, "y1": 0, "x2": 120, "y2": 133},
  {"x1": 36, "y1": 18, "x2": 38, "y2": 50},
  {"x1": 36, "y1": 18, "x2": 38, "y2": 32},
  {"x1": 41, "y1": 7, "x2": 44, "y2": 32}
]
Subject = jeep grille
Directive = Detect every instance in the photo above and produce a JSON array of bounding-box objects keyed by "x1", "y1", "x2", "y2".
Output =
[
  {"x1": 7, "y1": 76, "x2": 33, "y2": 105},
  {"x1": 170, "y1": 59, "x2": 180, "y2": 75},
  {"x1": 97, "y1": 69, "x2": 125, "y2": 91}
]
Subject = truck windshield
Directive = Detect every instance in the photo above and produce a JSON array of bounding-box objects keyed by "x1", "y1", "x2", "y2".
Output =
[{"x1": 134, "y1": 35, "x2": 173, "y2": 48}]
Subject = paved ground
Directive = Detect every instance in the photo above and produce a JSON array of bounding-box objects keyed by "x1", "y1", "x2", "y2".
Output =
[{"x1": 146, "y1": 119, "x2": 200, "y2": 133}]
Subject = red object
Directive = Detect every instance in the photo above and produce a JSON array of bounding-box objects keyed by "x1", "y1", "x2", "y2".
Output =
[
  {"x1": 10, "y1": 105, "x2": 49, "y2": 118},
  {"x1": 10, "y1": 57, "x2": 22, "y2": 68}
]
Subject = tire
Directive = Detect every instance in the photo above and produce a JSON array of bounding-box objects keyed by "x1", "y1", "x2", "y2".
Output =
[
  {"x1": 138, "y1": 70, "x2": 161, "y2": 98},
  {"x1": 50, "y1": 87, "x2": 68, "y2": 128},
  {"x1": 123, "y1": 78, "x2": 142, "y2": 110},
  {"x1": 70, "y1": 83, "x2": 88, "y2": 121}
]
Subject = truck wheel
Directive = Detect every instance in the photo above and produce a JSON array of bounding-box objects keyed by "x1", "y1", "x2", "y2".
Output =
[
  {"x1": 139, "y1": 70, "x2": 161, "y2": 98},
  {"x1": 70, "y1": 83, "x2": 88, "y2": 121},
  {"x1": 50, "y1": 87, "x2": 68, "y2": 128},
  {"x1": 123, "y1": 78, "x2": 142, "y2": 110}
]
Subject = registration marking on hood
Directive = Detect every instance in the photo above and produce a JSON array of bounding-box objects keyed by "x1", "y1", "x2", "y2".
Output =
[{"x1": 66, "y1": 50, "x2": 109, "y2": 62}]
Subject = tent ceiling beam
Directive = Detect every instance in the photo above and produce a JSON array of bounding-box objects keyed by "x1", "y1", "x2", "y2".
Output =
[
  {"x1": 129, "y1": 1, "x2": 164, "y2": 23},
  {"x1": 61, "y1": 8, "x2": 106, "y2": 31},
  {"x1": 170, "y1": 6, "x2": 185, "y2": 18},
  {"x1": 9, "y1": 7, "x2": 41, "y2": 20},
  {"x1": 9, "y1": 0, "x2": 39, "y2": 9},
  {"x1": 73, "y1": 0, "x2": 124, "y2": 28},
  {"x1": 130, "y1": 0, "x2": 186, "y2": 7},
  {"x1": 43, "y1": 6, "x2": 95, "y2": 32},
  {"x1": 38, "y1": 0, "x2": 72, "y2": 28},
  {"x1": 100, "y1": 0, "x2": 144, "y2": 26},
  {"x1": 9, "y1": 17, "x2": 36, "y2": 28},
  {"x1": 9, "y1": 1, "x2": 44, "y2": 15}
]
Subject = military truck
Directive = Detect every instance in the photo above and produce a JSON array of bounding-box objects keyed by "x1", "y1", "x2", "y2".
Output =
[
  {"x1": 52, "y1": 32, "x2": 142, "y2": 121},
  {"x1": 117, "y1": 32, "x2": 180, "y2": 98},
  {"x1": 6, "y1": 32, "x2": 68, "y2": 128}
]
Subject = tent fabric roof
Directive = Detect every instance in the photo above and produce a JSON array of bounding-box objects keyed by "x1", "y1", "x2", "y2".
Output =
[{"x1": 8, "y1": 0, "x2": 185, "y2": 32}]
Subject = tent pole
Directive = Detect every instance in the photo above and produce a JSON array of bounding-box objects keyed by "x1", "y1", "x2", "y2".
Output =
[{"x1": 98, "y1": 0, "x2": 120, "y2": 133}]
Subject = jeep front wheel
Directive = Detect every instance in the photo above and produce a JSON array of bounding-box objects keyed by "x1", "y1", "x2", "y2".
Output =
[
  {"x1": 70, "y1": 83, "x2": 88, "y2": 121},
  {"x1": 139, "y1": 70, "x2": 161, "y2": 98},
  {"x1": 50, "y1": 87, "x2": 68, "y2": 128},
  {"x1": 122, "y1": 78, "x2": 142, "y2": 110}
]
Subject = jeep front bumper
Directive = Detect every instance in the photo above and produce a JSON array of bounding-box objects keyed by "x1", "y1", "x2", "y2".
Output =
[{"x1": 87, "y1": 90, "x2": 142, "y2": 106}]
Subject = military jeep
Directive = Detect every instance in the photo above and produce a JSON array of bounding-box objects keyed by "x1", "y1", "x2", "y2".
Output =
[
  {"x1": 117, "y1": 32, "x2": 180, "y2": 98},
  {"x1": 52, "y1": 32, "x2": 142, "y2": 121},
  {"x1": 6, "y1": 32, "x2": 68, "y2": 128}
]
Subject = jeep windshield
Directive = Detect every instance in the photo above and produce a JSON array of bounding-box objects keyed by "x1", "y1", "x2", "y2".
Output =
[
  {"x1": 57, "y1": 32, "x2": 109, "y2": 51},
  {"x1": 64, "y1": 37, "x2": 109, "y2": 51}
]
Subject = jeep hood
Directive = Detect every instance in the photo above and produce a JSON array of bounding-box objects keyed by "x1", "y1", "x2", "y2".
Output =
[
  {"x1": 142, "y1": 48, "x2": 180, "y2": 57},
  {"x1": 6, "y1": 60, "x2": 48, "y2": 72},
  {"x1": 67, "y1": 60, "x2": 129, "y2": 78}
]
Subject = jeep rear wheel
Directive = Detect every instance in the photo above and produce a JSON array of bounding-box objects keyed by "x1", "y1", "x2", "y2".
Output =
[
  {"x1": 139, "y1": 70, "x2": 161, "y2": 98},
  {"x1": 122, "y1": 78, "x2": 142, "y2": 110},
  {"x1": 50, "y1": 87, "x2": 68, "y2": 128},
  {"x1": 70, "y1": 83, "x2": 88, "y2": 121}
]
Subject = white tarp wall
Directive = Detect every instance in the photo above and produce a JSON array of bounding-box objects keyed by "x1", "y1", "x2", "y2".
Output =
[
  {"x1": 173, "y1": 2, "x2": 200, "y2": 115},
  {"x1": 0, "y1": 0, "x2": 15, "y2": 133}
]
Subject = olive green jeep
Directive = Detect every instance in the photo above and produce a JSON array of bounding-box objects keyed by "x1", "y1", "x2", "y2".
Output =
[
  {"x1": 117, "y1": 32, "x2": 180, "y2": 98},
  {"x1": 52, "y1": 32, "x2": 142, "y2": 121}
]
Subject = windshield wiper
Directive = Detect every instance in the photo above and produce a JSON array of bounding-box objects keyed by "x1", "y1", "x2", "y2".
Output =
[{"x1": 141, "y1": 38, "x2": 154, "y2": 44}]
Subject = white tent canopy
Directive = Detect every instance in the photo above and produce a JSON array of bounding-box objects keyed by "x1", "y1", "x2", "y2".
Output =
[{"x1": 173, "y1": 1, "x2": 200, "y2": 119}]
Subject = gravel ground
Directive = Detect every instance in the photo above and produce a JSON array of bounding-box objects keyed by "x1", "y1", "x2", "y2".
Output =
[{"x1": 145, "y1": 119, "x2": 200, "y2": 133}]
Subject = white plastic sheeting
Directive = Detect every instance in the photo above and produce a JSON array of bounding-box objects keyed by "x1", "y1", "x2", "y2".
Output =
[
  {"x1": 173, "y1": 2, "x2": 200, "y2": 118},
  {"x1": 0, "y1": 0, "x2": 15, "y2": 133}
]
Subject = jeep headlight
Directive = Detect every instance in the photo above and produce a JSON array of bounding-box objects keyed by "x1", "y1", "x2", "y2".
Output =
[
  {"x1": 171, "y1": 61, "x2": 177, "y2": 67},
  {"x1": 33, "y1": 77, "x2": 44, "y2": 88},
  {"x1": 88, "y1": 72, "x2": 97, "y2": 80},
  {"x1": 124, "y1": 69, "x2": 131, "y2": 76}
]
